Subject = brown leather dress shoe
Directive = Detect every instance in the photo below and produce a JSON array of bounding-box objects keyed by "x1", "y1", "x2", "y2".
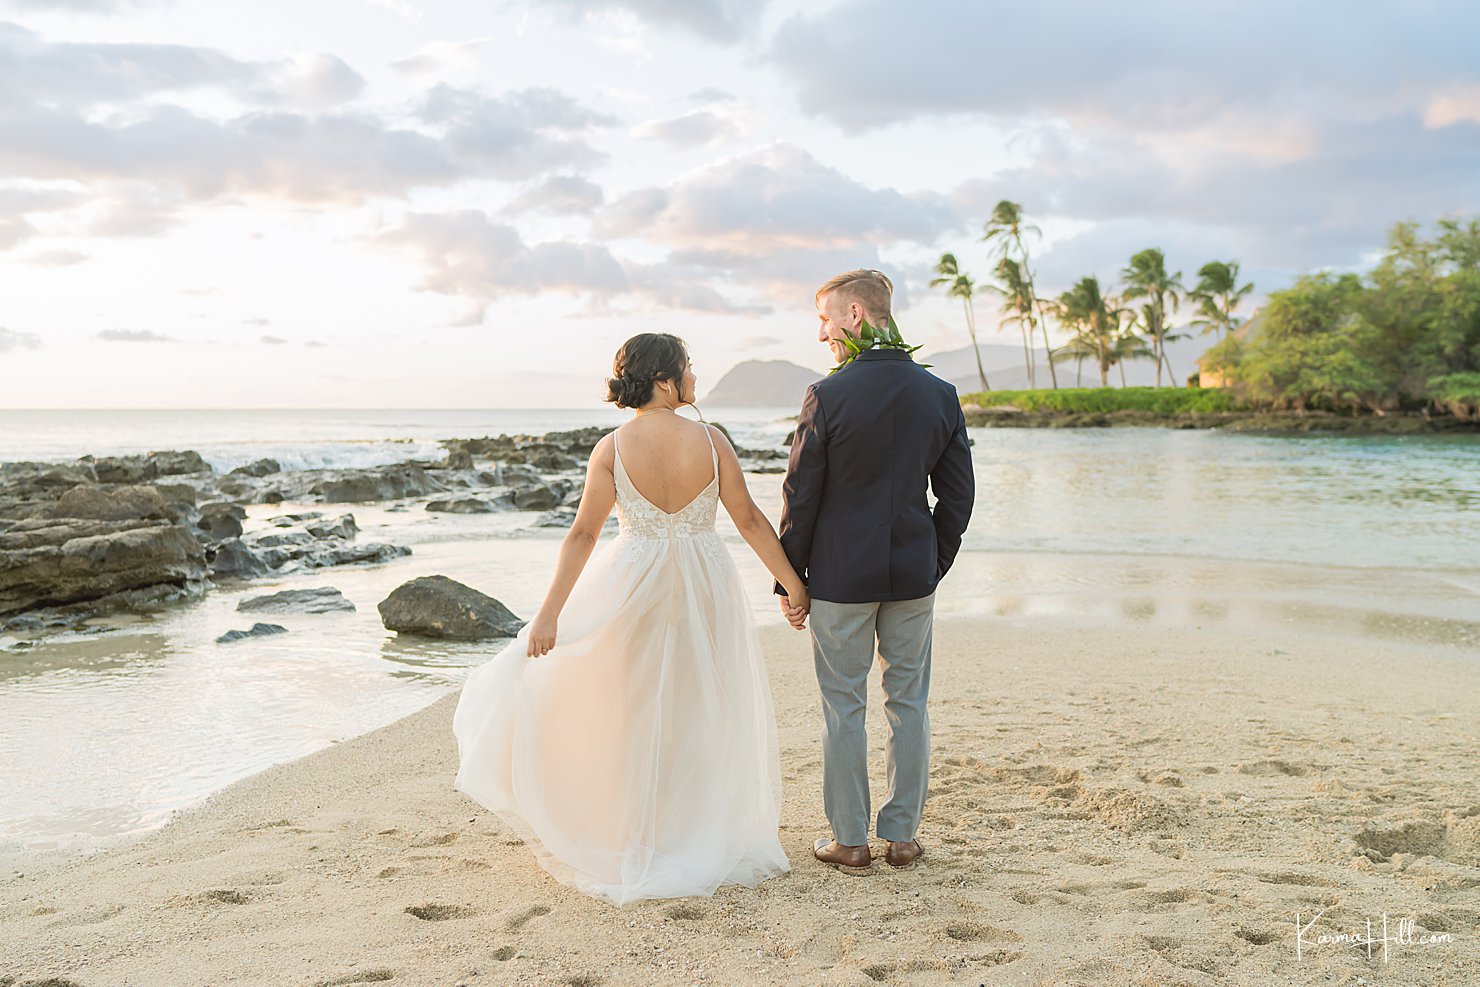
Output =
[
  {"x1": 884, "y1": 839, "x2": 924, "y2": 869},
  {"x1": 814, "y1": 838, "x2": 872, "y2": 874}
]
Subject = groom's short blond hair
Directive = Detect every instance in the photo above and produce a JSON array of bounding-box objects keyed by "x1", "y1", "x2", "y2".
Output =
[{"x1": 815, "y1": 269, "x2": 893, "y2": 323}]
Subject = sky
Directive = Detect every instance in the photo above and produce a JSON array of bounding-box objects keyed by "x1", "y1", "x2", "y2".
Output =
[{"x1": 0, "y1": 0, "x2": 1477, "y2": 409}]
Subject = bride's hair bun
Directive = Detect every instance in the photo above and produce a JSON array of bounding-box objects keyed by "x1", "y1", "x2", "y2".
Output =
[{"x1": 606, "y1": 333, "x2": 690, "y2": 409}]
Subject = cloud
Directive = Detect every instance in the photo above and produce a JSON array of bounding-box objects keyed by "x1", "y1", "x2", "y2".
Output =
[
  {"x1": 633, "y1": 109, "x2": 739, "y2": 149},
  {"x1": 0, "y1": 0, "x2": 165, "y2": 12},
  {"x1": 260, "y1": 334, "x2": 288, "y2": 344},
  {"x1": 1, "y1": 22, "x2": 368, "y2": 113},
  {"x1": 20, "y1": 248, "x2": 88, "y2": 266},
  {"x1": 390, "y1": 37, "x2": 495, "y2": 80},
  {"x1": 374, "y1": 208, "x2": 769, "y2": 321},
  {"x1": 960, "y1": 112, "x2": 1480, "y2": 274},
  {"x1": 539, "y1": 0, "x2": 766, "y2": 42},
  {"x1": 0, "y1": 185, "x2": 82, "y2": 250},
  {"x1": 0, "y1": 104, "x2": 463, "y2": 204},
  {"x1": 375, "y1": 209, "x2": 631, "y2": 322},
  {"x1": 267, "y1": 53, "x2": 366, "y2": 110},
  {"x1": 771, "y1": 0, "x2": 1480, "y2": 132},
  {"x1": 738, "y1": 334, "x2": 781, "y2": 348},
  {"x1": 501, "y1": 175, "x2": 605, "y2": 216},
  {"x1": 596, "y1": 144, "x2": 961, "y2": 252},
  {"x1": 97, "y1": 328, "x2": 177, "y2": 342},
  {"x1": 0, "y1": 326, "x2": 42, "y2": 351},
  {"x1": 418, "y1": 84, "x2": 614, "y2": 180}
]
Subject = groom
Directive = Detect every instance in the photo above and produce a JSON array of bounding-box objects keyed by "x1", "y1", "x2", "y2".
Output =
[{"x1": 776, "y1": 268, "x2": 975, "y2": 871}]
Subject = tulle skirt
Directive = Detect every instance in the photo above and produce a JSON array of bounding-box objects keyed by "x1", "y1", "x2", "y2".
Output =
[{"x1": 451, "y1": 530, "x2": 790, "y2": 906}]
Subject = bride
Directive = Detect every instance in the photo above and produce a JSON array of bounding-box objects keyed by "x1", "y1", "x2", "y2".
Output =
[{"x1": 452, "y1": 332, "x2": 807, "y2": 906}]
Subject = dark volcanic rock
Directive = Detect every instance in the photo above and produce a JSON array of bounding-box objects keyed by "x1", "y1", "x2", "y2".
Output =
[
  {"x1": 306, "y1": 514, "x2": 358, "y2": 540},
  {"x1": 230, "y1": 458, "x2": 282, "y2": 477},
  {"x1": 196, "y1": 502, "x2": 247, "y2": 542},
  {"x1": 310, "y1": 464, "x2": 447, "y2": 503},
  {"x1": 42, "y1": 484, "x2": 170, "y2": 522},
  {"x1": 510, "y1": 481, "x2": 569, "y2": 512},
  {"x1": 209, "y1": 537, "x2": 272, "y2": 579},
  {"x1": 216, "y1": 622, "x2": 288, "y2": 644},
  {"x1": 237, "y1": 587, "x2": 355, "y2": 614},
  {"x1": 377, "y1": 574, "x2": 525, "y2": 640},
  {"x1": 82, "y1": 450, "x2": 212, "y2": 483},
  {"x1": 0, "y1": 517, "x2": 208, "y2": 618},
  {"x1": 426, "y1": 498, "x2": 508, "y2": 514}
]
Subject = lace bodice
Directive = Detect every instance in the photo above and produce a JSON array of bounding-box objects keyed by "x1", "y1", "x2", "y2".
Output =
[{"x1": 612, "y1": 426, "x2": 720, "y2": 540}]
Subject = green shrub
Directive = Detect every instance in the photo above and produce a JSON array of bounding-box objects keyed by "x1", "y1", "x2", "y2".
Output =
[
  {"x1": 957, "y1": 386, "x2": 1243, "y2": 415},
  {"x1": 1426, "y1": 372, "x2": 1480, "y2": 420}
]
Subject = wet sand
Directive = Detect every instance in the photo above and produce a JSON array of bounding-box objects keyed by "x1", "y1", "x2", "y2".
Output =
[{"x1": 3, "y1": 615, "x2": 1478, "y2": 986}]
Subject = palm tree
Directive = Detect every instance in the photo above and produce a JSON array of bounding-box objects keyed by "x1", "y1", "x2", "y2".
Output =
[
  {"x1": 1120, "y1": 248, "x2": 1183, "y2": 387},
  {"x1": 930, "y1": 252, "x2": 988, "y2": 391},
  {"x1": 1051, "y1": 276, "x2": 1132, "y2": 387},
  {"x1": 1189, "y1": 260, "x2": 1255, "y2": 340},
  {"x1": 985, "y1": 257, "x2": 1039, "y2": 388},
  {"x1": 982, "y1": 200, "x2": 1059, "y2": 388}
]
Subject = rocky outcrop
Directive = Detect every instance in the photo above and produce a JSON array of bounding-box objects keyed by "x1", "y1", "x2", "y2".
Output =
[
  {"x1": 213, "y1": 511, "x2": 407, "y2": 577},
  {"x1": 230, "y1": 458, "x2": 281, "y2": 477},
  {"x1": 377, "y1": 575, "x2": 526, "y2": 640},
  {"x1": 80, "y1": 450, "x2": 212, "y2": 483},
  {"x1": 237, "y1": 587, "x2": 355, "y2": 614},
  {"x1": 41, "y1": 483, "x2": 170, "y2": 521},
  {"x1": 309, "y1": 463, "x2": 448, "y2": 503},
  {"x1": 426, "y1": 497, "x2": 513, "y2": 514},
  {"x1": 216, "y1": 622, "x2": 288, "y2": 644},
  {"x1": 0, "y1": 516, "x2": 209, "y2": 621}
]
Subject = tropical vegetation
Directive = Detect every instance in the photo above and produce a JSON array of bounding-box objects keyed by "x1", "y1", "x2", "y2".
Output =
[
  {"x1": 936, "y1": 199, "x2": 1478, "y2": 419},
  {"x1": 1201, "y1": 219, "x2": 1480, "y2": 415}
]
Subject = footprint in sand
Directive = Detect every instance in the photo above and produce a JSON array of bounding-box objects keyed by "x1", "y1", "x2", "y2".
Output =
[
  {"x1": 942, "y1": 922, "x2": 1022, "y2": 944},
  {"x1": 1237, "y1": 759, "x2": 1316, "y2": 777},
  {"x1": 558, "y1": 976, "x2": 603, "y2": 987},
  {"x1": 316, "y1": 970, "x2": 395, "y2": 986},
  {"x1": 47, "y1": 903, "x2": 126, "y2": 927},
  {"x1": 1235, "y1": 927, "x2": 1280, "y2": 945},
  {"x1": 505, "y1": 904, "x2": 552, "y2": 932},
  {"x1": 663, "y1": 903, "x2": 706, "y2": 921},
  {"x1": 1256, "y1": 871, "x2": 1339, "y2": 887},
  {"x1": 376, "y1": 866, "x2": 402, "y2": 879},
  {"x1": 410, "y1": 832, "x2": 460, "y2": 848},
  {"x1": 491, "y1": 946, "x2": 517, "y2": 961},
  {"x1": 200, "y1": 889, "x2": 251, "y2": 905},
  {"x1": 404, "y1": 903, "x2": 474, "y2": 921}
]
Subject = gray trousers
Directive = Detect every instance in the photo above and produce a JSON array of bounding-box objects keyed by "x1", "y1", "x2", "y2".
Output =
[{"x1": 808, "y1": 592, "x2": 934, "y2": 846}]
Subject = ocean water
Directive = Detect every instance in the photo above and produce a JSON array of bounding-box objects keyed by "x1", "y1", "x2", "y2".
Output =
[
  {"x1": 0, "y1": 407, "x2": 796, "y2": 473},
  {"x1": 1, "y1": 410, "x2": 1478, "y2": 866}
]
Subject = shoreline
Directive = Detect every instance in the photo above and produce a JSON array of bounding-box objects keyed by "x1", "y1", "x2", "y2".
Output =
[
  {"x1": 3, "y1": 616, "x2": 1478, "y2": 986},
  {"x1": 962, "y1": 406, "x2": 1480, "y2": 434}
]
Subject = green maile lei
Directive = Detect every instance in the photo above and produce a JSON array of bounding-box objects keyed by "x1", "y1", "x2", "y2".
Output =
[{"x1": 829, "y1": 315, "x2": 933, "y2": 375}]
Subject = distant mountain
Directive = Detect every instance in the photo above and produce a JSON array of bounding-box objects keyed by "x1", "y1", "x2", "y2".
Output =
[
  {"x1": 923, "y1": 331, "x2": 1224, "y2": 394},
  {"x1": 702, "y1": 360, "x2": 822, "y2": 407}
]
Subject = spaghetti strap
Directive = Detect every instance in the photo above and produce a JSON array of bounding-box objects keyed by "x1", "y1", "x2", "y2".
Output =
[{"x1": 703, "y1": 424, "x2": 718, "y2": 485}]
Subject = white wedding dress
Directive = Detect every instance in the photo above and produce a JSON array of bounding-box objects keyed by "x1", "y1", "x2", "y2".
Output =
[{"x1": 452, "y1": 425, "x2": 790, "y2": 905}]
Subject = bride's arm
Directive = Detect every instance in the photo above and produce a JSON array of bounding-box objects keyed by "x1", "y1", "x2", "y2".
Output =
[
  {"x1": 709, "y1": 426, "x2": 810, "y2": 619},
  {"x1": 526, "y1": 434, "x2": 618, "y2": 657}
]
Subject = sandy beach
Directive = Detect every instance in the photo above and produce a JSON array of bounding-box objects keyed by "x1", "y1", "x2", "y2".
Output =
[{"x1": 3, "y1": 614, "x2": 1477, "y2": 987}]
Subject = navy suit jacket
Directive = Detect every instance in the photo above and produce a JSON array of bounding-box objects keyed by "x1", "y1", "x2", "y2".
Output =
[{"x1": 774, "y1": 348, "x2": 975, "y2": 604}]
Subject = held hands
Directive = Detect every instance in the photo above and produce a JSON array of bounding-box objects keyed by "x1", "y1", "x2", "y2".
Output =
[
  {"x1": 779, "y1": 584, "x2": 810, "y2": 631},
  {"x1": 526, "y1": 611, "x2": 557, "y2": 658}
]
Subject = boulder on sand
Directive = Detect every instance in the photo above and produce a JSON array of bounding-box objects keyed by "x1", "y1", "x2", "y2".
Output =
[{"x1": 377, "y1": 574, "x2": 525, "y2": 640}]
